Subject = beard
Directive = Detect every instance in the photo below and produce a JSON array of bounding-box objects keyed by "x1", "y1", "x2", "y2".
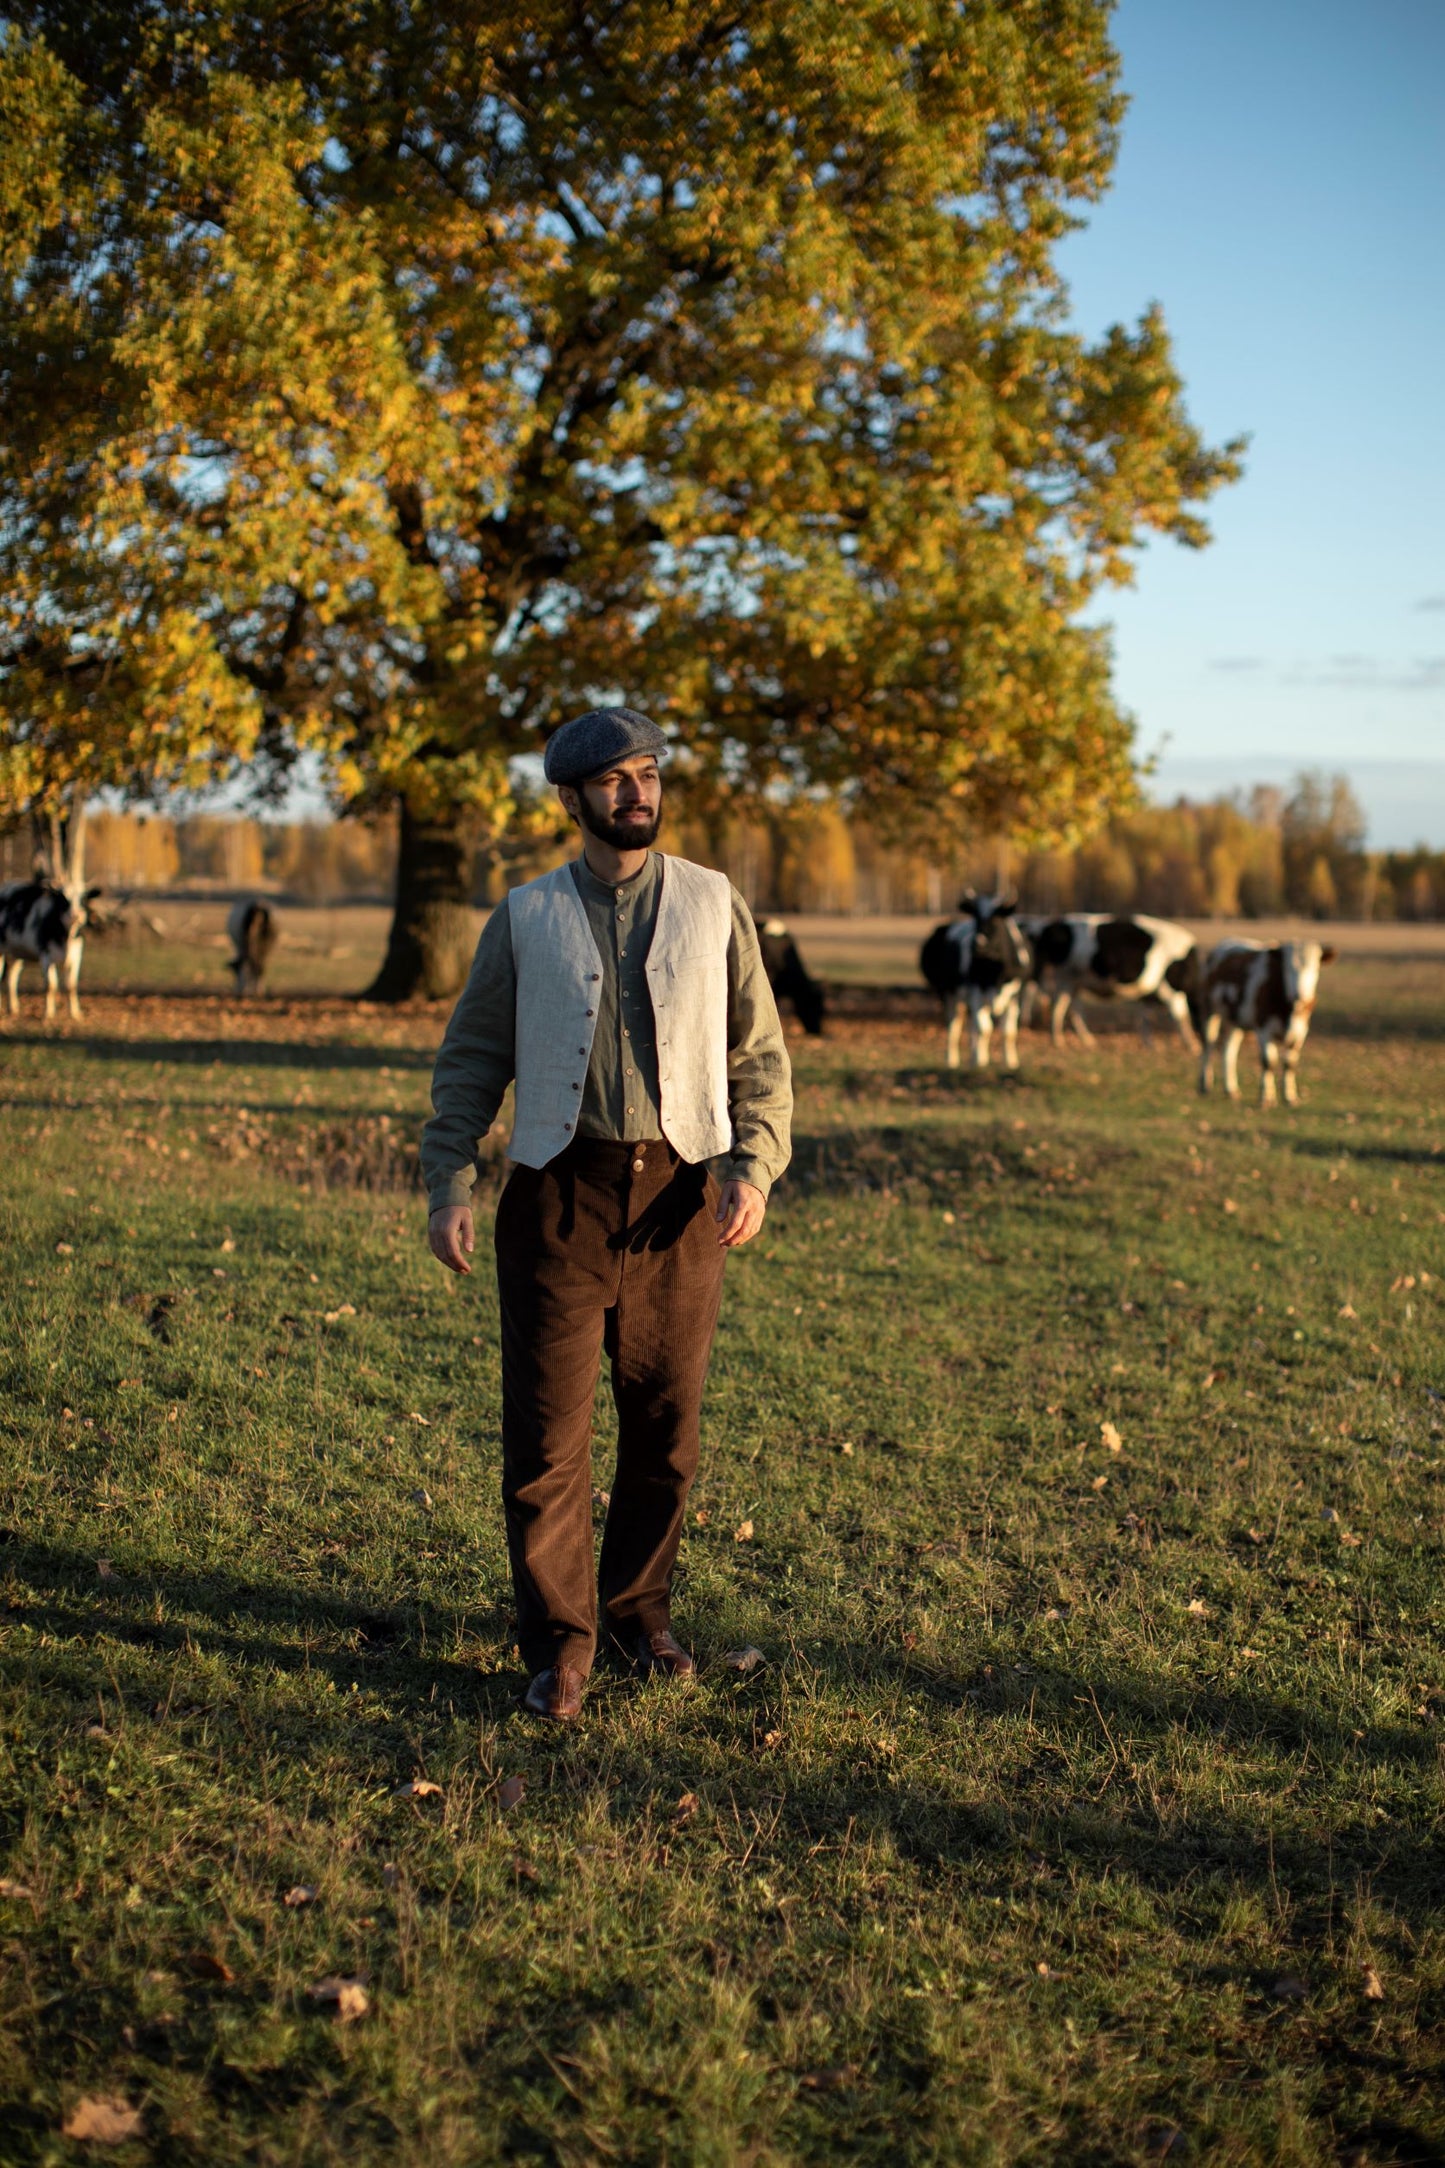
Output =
[{"x1": 575, "y1": 792, "x2": 661, "y2": 851}]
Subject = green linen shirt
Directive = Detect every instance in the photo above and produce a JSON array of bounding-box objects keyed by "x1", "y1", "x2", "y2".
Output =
[{"x1": 421, "y1": 853, "x2": 793, "y2": 1211}]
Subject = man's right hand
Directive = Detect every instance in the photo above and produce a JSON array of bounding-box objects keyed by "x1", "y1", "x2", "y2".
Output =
[{"x1": 428, "y1": 1205, "x2": 475, "y2": 1275}]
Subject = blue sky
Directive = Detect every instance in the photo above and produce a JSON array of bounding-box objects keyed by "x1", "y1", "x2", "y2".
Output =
[{"x1": 1058, "y1": 0, "x2": 1445, "y2": 845}]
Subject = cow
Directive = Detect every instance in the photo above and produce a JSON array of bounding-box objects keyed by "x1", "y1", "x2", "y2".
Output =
[
  {"x1": 1027, "y1": 913, "x2": 1200, "y2": 1050},
  {"x1": 920, "y1": 892, "x2": 1033, "y2": 1070},
  {"x1": 0, "y1": 878, "x2": 102, "y2": 1023},
  {"x1": 227, "y1": 898, "x2": 278, "y2": 994},
  {"x1": 1197, "y1": 939, "x2": 1336, "y2": 1106},
  {"x1": 756, "y1": 916, "x2": 826, "y2": 1035}
]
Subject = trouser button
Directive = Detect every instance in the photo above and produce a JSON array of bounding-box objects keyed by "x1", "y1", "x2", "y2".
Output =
[{"x1": 631, "y1": 1156, "x2": 645, "y2": 1173}]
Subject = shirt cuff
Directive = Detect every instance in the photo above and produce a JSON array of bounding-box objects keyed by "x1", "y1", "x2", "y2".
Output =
[
  {"x1": 428, "y1": 1172, "x2": 476, "y2": 1213},
  {"x1": 723, "y1": 1157, "x2": 773, "y2": 1201}
]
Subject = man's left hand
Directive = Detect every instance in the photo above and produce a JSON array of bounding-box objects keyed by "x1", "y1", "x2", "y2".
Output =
[{"x1": 715, "y1": 1178, "x2": 766, "y2": 1249}]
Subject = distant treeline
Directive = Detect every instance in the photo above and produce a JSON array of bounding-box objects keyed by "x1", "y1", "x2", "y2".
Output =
[{"x1": 5, "y1": 773, "x2": 1441, "y2": 921}]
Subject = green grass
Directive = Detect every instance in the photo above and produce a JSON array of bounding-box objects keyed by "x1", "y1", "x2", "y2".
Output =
[{"x1": 0, "y1": 969, "x2": 1442, "y2": 2165}]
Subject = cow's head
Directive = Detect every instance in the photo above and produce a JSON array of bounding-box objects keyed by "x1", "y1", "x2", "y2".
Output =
[{"x1": 968, "y1": 893, "x2": 1031, "y2": 980}]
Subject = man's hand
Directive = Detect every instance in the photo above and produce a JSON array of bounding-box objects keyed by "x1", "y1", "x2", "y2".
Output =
[
  {"x1": 715, "y1": 1178, "x2": 766, "y2": 1250},
  {"x1": 429, "y1": 1204, "x2": 475, "y2": 1275}
]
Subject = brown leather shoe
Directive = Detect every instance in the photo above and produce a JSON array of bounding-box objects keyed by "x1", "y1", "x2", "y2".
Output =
[
  {"x1": 522, "y1": 1664, "x2": 585, "y2": 1721},
  {"x1": 635, "y1": 1627, "x2": 695, "y2": 1678}
]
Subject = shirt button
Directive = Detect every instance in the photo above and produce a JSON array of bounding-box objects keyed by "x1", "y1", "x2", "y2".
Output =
[
  {"x1": 585, "y1": 1009, "x2": 594, "y2": 1018},
  {"x1": 626, "y1": 1105, "x2": 634, "y2": 1115},
  {"x1": 632, "y1": 1158, "x2": 644, "y2": 1173},
  {"x1": 572, "y1": 1082, "x2": 581, "y2": 1091},
  {"x1": 625, "y1": 1067, "x2": 633, "y2": 1077}
]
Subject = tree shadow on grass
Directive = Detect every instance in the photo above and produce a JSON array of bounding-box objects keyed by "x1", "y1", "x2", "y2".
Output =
[
  {"x1": 45, "y1": 1034, "x2": 436, "y2": 1072},
  {"x1": 0, "y1": 1536, "x2": 522, "y2": 1726},
  {"x1": 1284, "y1": 1137, "x2": 1444, "y2": 1169}
]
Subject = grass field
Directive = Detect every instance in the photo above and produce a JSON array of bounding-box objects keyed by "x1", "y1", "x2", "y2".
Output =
[{"x1": 1, "y1": 947, "x2": 1442, "y2": 2165}]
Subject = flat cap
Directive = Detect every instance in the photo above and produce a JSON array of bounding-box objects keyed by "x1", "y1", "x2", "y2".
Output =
[{"x1": 543, "y1": 706, "x2": 669, "y2": 787}]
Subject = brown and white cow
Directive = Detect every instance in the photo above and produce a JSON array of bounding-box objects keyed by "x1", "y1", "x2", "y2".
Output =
[
  {"x1": 227, "y1": 898, "x2": 278, "y2": 994},
  {"x1": 1197, "y1": 939, "x2": 1336, "y2": 1105},
  {"x1": 1026, "y1": 912, "x2": 1200, "y2": 1050}
]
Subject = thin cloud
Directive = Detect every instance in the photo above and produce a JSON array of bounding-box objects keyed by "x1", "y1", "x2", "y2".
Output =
[
  {"x1": 1280, "y1": 655, "x2": 1445, "y2": 691},
  {"x1": 1206, "y1": 656, "x2": 1265, "y2": 672},
  {"x1": 1414, "y1": 595, "x2": 1445, "y2": 612}
]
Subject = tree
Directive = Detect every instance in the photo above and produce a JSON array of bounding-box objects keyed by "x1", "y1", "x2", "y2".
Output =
[{"x1": 1, "y1": 1, "x2": 1243, "y2": 996}]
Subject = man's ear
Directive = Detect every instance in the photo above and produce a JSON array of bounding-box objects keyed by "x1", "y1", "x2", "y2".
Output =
[{"x1": 557, "y1": 784, "x2": 579, "y2": 822}]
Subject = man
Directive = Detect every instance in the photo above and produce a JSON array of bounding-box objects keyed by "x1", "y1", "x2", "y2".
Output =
[{"x1": 422, "y1": 707, "x2": 793, "y2": 1722}]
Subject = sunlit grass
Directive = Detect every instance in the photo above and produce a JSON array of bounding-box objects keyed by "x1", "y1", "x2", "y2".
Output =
[{"x1": 0, "y1": 980, "x2": 1441, "y2": 2164}]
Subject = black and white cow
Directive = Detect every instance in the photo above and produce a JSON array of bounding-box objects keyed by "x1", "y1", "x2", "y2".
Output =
[
  {"x1": 756, "y1": 917, "x2": 826, "y2": 1035},
  {"x1": 920, "y1": 893, "x2": 1033, "y2": 1070},
  {"x1": 1198, "y1": 939, "x2": 1335, "y2": 1105},
  {"x1": 0, "y1": 878, "x2": 102, "y2": 1023},
  {"x1": 1027, "y1": 913, "x2": 1200, "y2": 1050},
  {"x1": 227, "y1": 898, "x2": 278, "y2": 995}
]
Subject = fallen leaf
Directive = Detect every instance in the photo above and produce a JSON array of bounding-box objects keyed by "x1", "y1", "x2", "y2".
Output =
[
  {"x1": 55, "y1": 1241, "x2": 74, "y2": 1256},
  {"x1": 1339, "y1": 1303, "x2": 1358, "y2": 1320},
  {"x1": 308, "y1": 1974, "x2": 370, "y2": 2021},
  {"x1": 282, "y1": 1885, "x2": 317, "y2": 1909},
  {"x1": 762, "y1": 1728, "x2": 783, "y2": 1749},
  {"x1": 1202, "y1": 1370, "x2": 1217, "y2": 1388},
  {"x1": 393, "y1": 1778, "x2": 443, "y2": 1800},
  {"x1": 1222, "y1": 1198, "x2": 1238, "y2": 1214},
  {"x1": 674, "y1": 1792, "x2": 699, "y2": 1824},
  {"x1": 838, "y1": 1441, "x2": 854, "y2": 1456},
  {"x1": 1091, "y1": 1474, "x2": 1109, "y2": 1491},
  {"x1": 220, "y1": 1238, "x2": 235, "y2": 1253},
  {"x1": 1361, "y1": 1964, "x2": 1385, "y2": 2000},
  {"x1": 512, "y1": 1855, "x2": 539, "y2": 1882},
  {"x1": 591, "y1": 1487, "x2": 611, "y2": 1510},
  {"x1": 1101, "y1": 1421, "x2": 1123, "y2": 1453},
  {"x1": 96, "y1": 1560, "x2": 114, "y2": 1580},
  {"x1": 797, "y1": 2065, "x2": 856, "y2": 2093},
  {"x1": 1339, "y1": 1530, "x2": 1363, "y2": 1547},
  {"x1": 185, "y1": 1951, "x2": 234, "y2": 1983},
  {"x1": 62, "y1": 2096, "x2": 143, "y2": 2144},
  {"x1": 498, "y1": 1776, "x2": 526, "y2": 1811},
  {"x1": 720, "y1": 1646, "x2": 766, "y2": 1674},
  {"x1": 1036, "y1": 1960, "x2": 1053, "y2": 1977},
  {"x1": 693, "y1": 1508, "x2": 710, "y2": 1526},
  {"x1": 0, "y1": 1877, "x2": 34, "y2": 1900},
  {"x1": 410, "y1": 1488, "x2": 433, "y2": 1509},
  {"x1": 1187, "y1": 1598, "x2": 1209, "y2": 1618},
  {"x1": 408, "y1": 1411, "x2": 430, "y2": 1426},
  {"x1": 1240, "y1": 1646, "x2": 1261, "y2": 1659},
  {"x1": 1042, "y1": 1607, "x2": 1063, "y2": 1623},
  {"x1": 734, "y1": 1520, "x2": 754, "y2": 1543}
]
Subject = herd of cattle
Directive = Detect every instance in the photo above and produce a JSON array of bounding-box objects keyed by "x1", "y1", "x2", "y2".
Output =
[
  {"x1": 770, "y1": 895, "x2": 1336, "y2": 1107},
  {"x1": 1, "y1": 868, "x2": 1333, "y2": 1106},
  {"x1": 917, "y1": 894, "x2": 1336, "y2": 1105}
]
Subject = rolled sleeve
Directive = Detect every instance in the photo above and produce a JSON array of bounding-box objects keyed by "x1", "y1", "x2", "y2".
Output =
[
  {"x1": 420, "y1": 903, "x2": 517, "y2": 1211},
  {"x1": 721, "y1": 888, "x2": 792, "y2": 1198}
]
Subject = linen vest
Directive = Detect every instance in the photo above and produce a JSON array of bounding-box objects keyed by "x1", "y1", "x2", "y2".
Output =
[{"x1": 506, "y1": 855, "x2": 733, "y2": 1169}]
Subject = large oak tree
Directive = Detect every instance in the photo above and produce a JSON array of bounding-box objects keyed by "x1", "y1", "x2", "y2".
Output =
[{"x1": 1, "y1": 1, "x2": 1242, "y2": 995}]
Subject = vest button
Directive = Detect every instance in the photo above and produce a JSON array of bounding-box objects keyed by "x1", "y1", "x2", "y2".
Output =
[
  {"x1": 572, "y1": 1082, "x2": 581, "y2": 1091},
  {"x1": 590, "y1": 973, "x2": 601, "y2": 981}
]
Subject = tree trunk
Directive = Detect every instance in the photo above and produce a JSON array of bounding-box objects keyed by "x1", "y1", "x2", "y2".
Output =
[{"x1": 364, "y1": 800, "x2": 478, "y2": 1002}]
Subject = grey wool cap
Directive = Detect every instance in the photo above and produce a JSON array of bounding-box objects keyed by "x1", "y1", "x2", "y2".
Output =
[{"x1": 542, "y1": 706, "x2": 669, "y2": 787}]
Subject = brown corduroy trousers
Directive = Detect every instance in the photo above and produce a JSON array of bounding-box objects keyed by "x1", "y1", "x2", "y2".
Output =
[{"x1": 493, "y1": 1138, "x2": 727, "y2": 1676}]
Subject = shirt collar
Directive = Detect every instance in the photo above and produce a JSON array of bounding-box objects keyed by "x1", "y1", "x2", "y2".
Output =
[{"x1": 571, "y1": 850, "x2": 660, "y2": 903}]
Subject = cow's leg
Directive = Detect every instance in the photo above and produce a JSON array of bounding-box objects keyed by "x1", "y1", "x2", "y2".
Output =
[
  {"x1": 1258, "y1": 1033, "x2": 1280, "y2": 1107},
  {"x1": 1221, "y1": 1026, "x2": 1243, "y2": 1099},
  {"x1": 971, "y1": 1003, "x2": 992, "y2": 1070},
  {"x1": 945, "y1": 997, "x2": 963, "y2": 1071},
  {"x1": 1198, "y1": 1013, "x2": 1220, "y2": 1093},
  {"x1": 43, "y1": 960, "x2": 59, "y2": 1024},
  {"x1": 1050, "y1": 989, "x2": 1069, "y2": 1045},
  {"x1": 1281, "y1": 1025, "x2": 1308, "y2": 1106},
  {"x1": 4, "y1": 958, "x2": 20, "y2": 1016},
  {"x1": 1160, "y1": 984, "x2": 1200, "y2": 1053},
  {"x1": 1068, "y1": 997, "x2": 1096, "y2": 1047},
  {"x1": 1001, "y1": 993, "x2": 1021, "y2": 1072},
  {"x1": 65, "y1": 939, "x2": 83, "y2": 1021}
]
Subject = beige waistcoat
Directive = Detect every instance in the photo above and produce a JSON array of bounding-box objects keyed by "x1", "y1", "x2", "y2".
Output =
[{"x1": 506, "y1": 854, "x2": 733, "y2": 1169}]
